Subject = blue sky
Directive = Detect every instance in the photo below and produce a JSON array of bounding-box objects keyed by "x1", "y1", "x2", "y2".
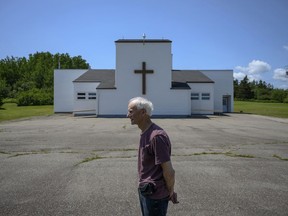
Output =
[{"x1": 1, "y1": 0, "x2": 288, "y2": 89}]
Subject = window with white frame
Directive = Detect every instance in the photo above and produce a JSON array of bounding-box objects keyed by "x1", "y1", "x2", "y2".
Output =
[
  {"x1": 77, "y1": 92, "x2": 86, "y2": 100},
  {"x1": 201, "y1": 93, "x2": 210, "y2": 100},
  {"x1": 88, "y1": 92, "x2": 96, "y2": 100},
  {"x1": 191, "y1": 93, "x2": 199, "y2": 100}
]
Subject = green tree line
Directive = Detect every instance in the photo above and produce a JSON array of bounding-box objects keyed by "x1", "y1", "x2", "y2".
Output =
[
  {"x1": 1, "y1": 53, "x2": 287, "y2": 106},
  {"x1": 234, "y1": 76, "x2": 288, "y2": 103},
  {"x1": 0, "y1": 52, "x2": 89, "y2": 106}
]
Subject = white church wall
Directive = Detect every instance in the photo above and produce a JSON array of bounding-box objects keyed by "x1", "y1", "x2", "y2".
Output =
[
  {"x1": 201, "y1": 70, "x2": 234, "y2": 112},
  {"x1": 96, "y1": 90, "x2": 129, "y2": 116},
  {"x1": 98, "y1": 40, "x2": 190, "y2": 117},
  {"x1": 73, "y1": 82, "x2": 99, "y2": 114},
  {"x1": 97, "y1": 39, "x2": 194, "y2": 116},
  {"x1": 54, "y1": 40, "x2": 234, "y2": 116},
  {"x1": 54, "y1": 69, "x2": 87, "y2": 112},
  {"x1": 188, "y1": 83, "x2": 214, "y2": 114},
  {"x1": 149, "y1": 90, "x2": 191, "y2": 116},
  {"x1": 115, "y1": 42, "x2": 172, "y2": 96},
  {"x1": 97, "y1": 89, "x2": 191, "y2": 116}
]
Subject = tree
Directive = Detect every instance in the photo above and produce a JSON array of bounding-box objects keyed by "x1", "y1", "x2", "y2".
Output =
[
  {"x1": 253, "y1": 80, "x2": 272, "y2": 100},
  {"x1": 0, "y1": 52, "x2": 90, "y2": 105},
  {"x1": 271, "y1": 89, "x2": 288, "y2": 103},
  {"x1": 233, "y1": 80, "x2": 239, "y2": 98},
  {"x1": 0, "y1": 79, "x2": 8, "y2": 106},
  {"x1": 237, "y1": 76, "x2": 254, "y2": 99}
]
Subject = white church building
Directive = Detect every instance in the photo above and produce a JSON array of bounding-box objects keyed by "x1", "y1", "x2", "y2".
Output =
[{"x1": 54, "y1": 38, "x2": 234, "y2": 117}]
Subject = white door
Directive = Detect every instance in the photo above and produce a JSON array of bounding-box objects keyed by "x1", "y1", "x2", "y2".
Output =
[{"x1": 222, "y1": 96, "x2": 228, "y2": 112}]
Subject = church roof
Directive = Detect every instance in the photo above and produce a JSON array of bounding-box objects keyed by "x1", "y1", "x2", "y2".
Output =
[
  {"x1": 172, "y1": 70, "x2": 214, "y2": 89},
  {"x1": 73, "y1": 69, "x2": 213, "y2": 90},
  {"x1": 73, "y1": 69, "x2": 116, "y2": 89},
  {"x1": 115, "y1": 39, "x2": 172, "y2": 43}
]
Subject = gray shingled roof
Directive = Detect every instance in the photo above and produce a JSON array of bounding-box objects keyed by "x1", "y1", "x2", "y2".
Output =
[
  {"x1": 73, "y1": 69, "x2": 213, "y2": 90},
  {"x1": 172, "y1": 70, "x2": 214, "y2": 89},
  {"x1": 73, "y1": 69, "x2": 116, "y2": 89}
]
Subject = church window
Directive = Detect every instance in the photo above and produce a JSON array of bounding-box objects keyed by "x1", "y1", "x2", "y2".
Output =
[
  {"x1": 77, "y1": 92, "x2": 86, "y2": 100},
  {"x1": 201, "y1": 93, "x2": 210, "y2": 100},
  {"x1": 88, "y1": 92, "x2": 96, "y2": 100},
  {"x1": 191, "y1": 93, "x2": 199, "y2": 100}
]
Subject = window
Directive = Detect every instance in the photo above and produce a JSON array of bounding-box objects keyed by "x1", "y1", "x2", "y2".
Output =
[
  {"x1": 201, "y1": 93, "x2": 210, "y2": 100},
  {"x1": 191, "y1": 93, "x2": 199, "y2": 100},
  {"x1": 88, "y1": 92, "x2": 96, "y2": 100},
  {"x1": 77, "y1": 92, "x2": 86, "y2": 100}
]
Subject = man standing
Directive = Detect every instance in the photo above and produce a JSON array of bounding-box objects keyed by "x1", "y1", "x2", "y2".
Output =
[{"x1": 127, "y1": 97, "x2": 178, "y2": 216}]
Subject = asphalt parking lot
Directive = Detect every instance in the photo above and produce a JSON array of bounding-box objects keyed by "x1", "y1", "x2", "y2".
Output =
[{"x1": 0, "y1": 114, "x2": 288, "y2": 216}]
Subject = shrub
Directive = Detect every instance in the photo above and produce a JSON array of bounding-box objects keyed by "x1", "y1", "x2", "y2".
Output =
[
  {"x1": 17, "y1": 88, "x2": 53, "y2": 106},
  {"x1": 0, "y1": 80, "x2": 9, "y2": 107},
  {"x1": 271, "y1": 89, "x2": 287, "y2": 103}
]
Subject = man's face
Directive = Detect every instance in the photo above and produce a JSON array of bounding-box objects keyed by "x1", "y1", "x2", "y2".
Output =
[{"x1": 127, "y1": 102, "x2": 143, "y2": 125}]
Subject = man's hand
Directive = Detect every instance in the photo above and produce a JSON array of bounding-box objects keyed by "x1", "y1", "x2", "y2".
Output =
[{"x1": 169, "y1": 192, "x2": 179, "y2": 204}]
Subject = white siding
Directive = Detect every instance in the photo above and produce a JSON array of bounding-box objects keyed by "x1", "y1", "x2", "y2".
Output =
[
  {"x1": 188, "y1": 83, "x2": 214, "y2": 114},
  {"x1": 115, "y1": 42, "x2": 172, "y2": 96},
  {"x1": 73, "y1": 82, "x2": 99, "y2": 115},
  {"x1": 54, "y1": 69, "x2": 87, "y2": 112},
  {"x1": 54, "y1": 41, "x2": 234, "y2": 116},
  {"x1": 201, "y1": 70, "x2": 234, "y2": 112}
]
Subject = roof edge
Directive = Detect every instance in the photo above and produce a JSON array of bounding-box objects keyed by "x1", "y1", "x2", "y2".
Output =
[{"x1": 115, "y1": 39, "x2": 172, "y2": 43}]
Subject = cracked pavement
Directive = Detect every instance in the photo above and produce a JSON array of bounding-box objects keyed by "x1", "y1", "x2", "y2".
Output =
[{"x1": 0, "y1": 114, "x2": 288, "y2": 216}]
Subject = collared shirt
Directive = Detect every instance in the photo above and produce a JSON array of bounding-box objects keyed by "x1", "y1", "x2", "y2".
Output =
[{"x1": 138, "y1": 123, "x2": 171, "y2": 199}]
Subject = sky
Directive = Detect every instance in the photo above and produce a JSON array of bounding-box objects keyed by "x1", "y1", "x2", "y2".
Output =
[{"x1": 0, "y1": 0, "x2": 288, "y2": 89}]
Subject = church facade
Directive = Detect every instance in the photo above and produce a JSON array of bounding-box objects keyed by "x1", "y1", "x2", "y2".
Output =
[{"x1": 54, "y1": 39, "x2": 234, "y2": 116}]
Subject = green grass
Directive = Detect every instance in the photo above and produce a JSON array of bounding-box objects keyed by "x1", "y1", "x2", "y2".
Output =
[
  {"x1": 234, "y1": 101, "x2": 288, "y2": 118},
  {"x1": 75, "y1": 155, "x2": 104, "y2": 165},
  {"x1": 273, "y1": 154, "x2": 288, "y2": 161},
  {"x1": 174, "y1": 151, "x2": 255, "y2": 158},
  {"x1": 0, "y1": 103, "x2": 53, "y2": 122},
  {"x1": 1, "y1": 101, "x2": 287, "y2": 122}
]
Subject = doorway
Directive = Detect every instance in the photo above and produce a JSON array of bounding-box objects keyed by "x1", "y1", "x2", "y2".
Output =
[{"x1": 222, "y1": 96, "x2": 230, "y2": 113}]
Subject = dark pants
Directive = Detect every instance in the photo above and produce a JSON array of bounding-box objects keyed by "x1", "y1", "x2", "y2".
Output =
[{"x1": 138, "y1": 190, "x2": 169, "y2": 216}]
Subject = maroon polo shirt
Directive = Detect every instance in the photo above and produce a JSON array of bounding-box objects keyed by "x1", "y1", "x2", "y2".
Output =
[{"x1": 138, "y1": 123, "x2": 171, "y2": 199}]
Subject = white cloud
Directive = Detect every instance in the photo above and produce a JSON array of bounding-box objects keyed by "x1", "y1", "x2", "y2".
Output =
[
  {"x1": 248, "y1": 74, "x2": 262, "y2": 81},
  {"x1": 247, "y1": 60, "x2": 271, "y2": 74},
  {"x1": 234, "y1": 60, "x2": 271, "y2": 81},
  {"x1": 283, "y1": 45, "x2": 288, "y2": 51},
  {"x1": 233, "y1": 72, "x2": 246, "y2": 80},
  {"x1": 273, "y1": 68, "x2": 288, "y2": 81}
]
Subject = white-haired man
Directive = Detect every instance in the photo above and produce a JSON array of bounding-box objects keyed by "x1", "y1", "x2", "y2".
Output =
[{"x1": 127, "y1": 97, "x2": 178, "y2": 216}]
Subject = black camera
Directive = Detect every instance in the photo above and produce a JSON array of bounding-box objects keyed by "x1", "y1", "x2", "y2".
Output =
[{"x1": 139, "y1": 182, "x2": 156, "y2": 196}]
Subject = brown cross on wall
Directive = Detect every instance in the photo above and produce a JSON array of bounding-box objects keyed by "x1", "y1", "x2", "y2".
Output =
[{"x1": 134, "y1": 62, "x2": 154, "y2": 95}]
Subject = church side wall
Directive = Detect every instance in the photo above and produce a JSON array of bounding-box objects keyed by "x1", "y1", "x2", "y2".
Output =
[
  {"x1": 188, "y1": 83, "x2": 214, "y2": 114},
  {"x1": 73, "y1": 82, "x2": 99, "y2": 114},
  {"x1": 201, "y1": 70, "x2": 234, "y2": 112},
  {"x1": 54, "y1": 69, "x2": 88, "y2": 112}
]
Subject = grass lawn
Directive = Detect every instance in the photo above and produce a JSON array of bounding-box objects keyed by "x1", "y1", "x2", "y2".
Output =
[
  {"x1": 234, "y1": 101, "x2": 288, "y2": 118},
  {"x1": 1, "y1": 101, "x2": 288, "y2": 122},
  {"x1": 0, "y1": 103, "x2": 53, "y2": 122}
]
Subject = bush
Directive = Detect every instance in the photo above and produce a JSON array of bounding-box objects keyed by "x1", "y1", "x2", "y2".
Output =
[
  {"x1": 271, "y1": 89, "x2": 288, "y2": 103},
  {"x1": 284, "y1": 97, "x2": 288, "y2": 103},
  {"x1": 17, "y1": 88, "x2": 53, "y2": 106},
  {"x1": 0, "y1": 80, "x2": 9, "y2": 107},
  {"x1": 3, "y1": 98, "x2": 17, "y2": 103}
]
